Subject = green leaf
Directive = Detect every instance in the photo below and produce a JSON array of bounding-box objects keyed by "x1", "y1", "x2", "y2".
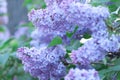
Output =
[
  {"x1": 112, "y1": 58, "x2": 120, "y2": 65},
  {"x1": 23, "y1": 0, "x2": 32, "y2": 6},
  {"x1": 66, "y1": 32, "x2": 73, "y2": 38},
  {"x1": 9, "y1": 39, "x2": 19, "y2": 51},
  {"x1": 0, "y1": 53, "x2": 9, "y2": 67},
  {"x1": 107, "y1": 0, "x2": 120, "y2": 12},
  {"x1": 99, "y1": 59, "x2": 120, "y2": 79},
  {"x1": 99, "y1": 65, "x2": 120, "y2": 75},
  {"x1": 99, "y1": 74, "x2": 106, "y2": 80},
  {"x1": 117, "y1": 72, "x2": 120, "y2": 80},
  {"x1": 0, "y1": 27, "x2": 5, "y2": 32},
  {"x1": 66, "y1": 26, "x2": 78, "y2": 38},
  {"x1": 110, "y1": 0, "x2": 120, "y2": 7},
  {"x1": 0, "y1": 38, "x2": 14, "y2": 50},
  {"x1": 83, "y1": 33, "x2": 91, "y2": 39},
  {"x1": 48, "y1": 36, "x2": 62, "y2": 47},
  {"x1": 102, "y1": 58, "x2": 107, "y2": 65},
  {"x1": 17, "y1": 74, "x2": 35, "y2": 80},
  {"x1": 66, "y1": 40, "x2": 83, "y2": 51},
  {"x1": 90, "y1": 0, "x2": 110, "y2": 6}
]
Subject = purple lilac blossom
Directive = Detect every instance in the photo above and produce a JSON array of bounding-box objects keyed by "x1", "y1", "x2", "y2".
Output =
[
  {"x1": 98, "y1": 34, "x2": 120, "y2": 52},
  {"x1": 70, "y1": 38, "x2": 106, "y2": 65},
  {"x1": 30, "y1": 28, "x2": 57, "y2": 47},
  {"x1": 65, "y1": 68, "x2": 100, "y2": 80},
  {"x1": 28, "y1": 0, "x2": 109, "y2": 34},
  {"x1": 28, "y1": 3, "x2": 73, "y2": 35},
  {"x1": 28, "y1": 0, "x2": 110, "y2": 45},
  {"x1": 17, "y1": 45, "x2": 66, "y2": 80},
  {"x1": 117, "y1": 35, "x2": 120, "y2": 42},
  {"x1": 61, "y1": 2, "x2": 109, "y2": 29},
  {"x1": 65, "y1": 1, "x2": 111, "y2": 65},
  {"x1": 71, "y1": 33, "x2": 120, "y2": 65},
  {"x1": 89, "y1": 20, "x2": 109, "y2": 44}
]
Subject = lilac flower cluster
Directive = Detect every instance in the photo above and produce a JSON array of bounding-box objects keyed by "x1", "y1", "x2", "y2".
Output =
[
  {"x1": 17, "y1": 45, "x2": 66, "y2": 80},
  {"x1": 71, "y1": 38, "x2": 106, "y2": 65},
  {"x1": 63, "y1": 2, "x2": 109, "y2": 29},
  {"x1": 70, "y1": 24, "x2": 119, "y2": 65},
  {"x1": 28, "y1": 0, "x2": 110, "y2": 45},
  {"x1": 17, "y1": 0, "x2": 120, "y2": 80},
  {"x1": 65, "y1": 68, "x2": 100, "y2": 80},
  {"x1": 99, "y1": 34, "x2": 119, "y2": 52},
  {"x1": 28, "y1": 3, "x2": 72, "y2": 35}
]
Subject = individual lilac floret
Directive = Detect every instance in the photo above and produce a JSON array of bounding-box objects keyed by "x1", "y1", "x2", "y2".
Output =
[
  {"x1": 65, "y1": 68, "x2": 100, "y2": 80},
  {"x1": 17, "y1": 45, "x2": 66, "y2": 80},
  {"x1": 70, "y1": 38, "x2": 106, "y2": 65},
  {"x1": 99, "y1": 34, "x2": 120, "y2": 52}
]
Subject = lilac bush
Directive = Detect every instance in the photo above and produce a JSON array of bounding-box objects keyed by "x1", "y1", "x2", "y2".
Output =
[{"x1": 17, "y1": 0, "x2": 120, "y2": 80}]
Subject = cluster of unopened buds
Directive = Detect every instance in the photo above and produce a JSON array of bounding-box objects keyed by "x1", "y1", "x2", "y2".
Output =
[{"x1": 17, "y1": 0, "x2": 120, "y2": 80}]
